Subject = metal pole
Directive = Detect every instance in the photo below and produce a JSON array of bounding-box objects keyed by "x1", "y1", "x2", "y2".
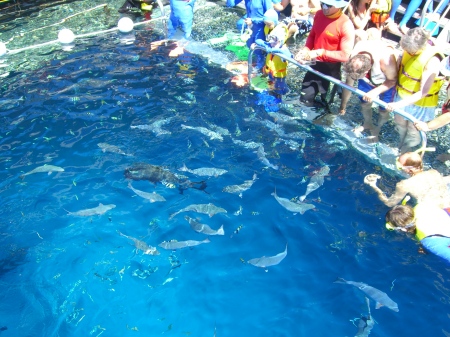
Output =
[
  {"x1": 248, "y1": 47, "x2": 428, "y2": 153},
  {"x1": 420, "y1": 0, "x2": 434, "y2": 28}
]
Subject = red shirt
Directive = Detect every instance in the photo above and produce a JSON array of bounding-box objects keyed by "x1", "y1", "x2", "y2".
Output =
[{"x1": 305, "y1": 10, "x2": 355, "y2": 63}]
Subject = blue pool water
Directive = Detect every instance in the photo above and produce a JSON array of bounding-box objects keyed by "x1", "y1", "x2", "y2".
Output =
[{"x1": 1, "y1": 15, "x2": 450, "y2": 337}]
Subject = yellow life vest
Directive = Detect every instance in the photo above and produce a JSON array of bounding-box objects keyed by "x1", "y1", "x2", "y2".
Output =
[
  {"x1": 263, "y1": 24, "x2": 289, "y2": 78},
  {"x1": 264, "y1": 53, "x2": 288, "y2": 78},
  {"x1": 264, "y1": 25, "x2": 273, "y2": 37},
  {"x1": 397, "y1": 46, "x2": 444, "y2": 107},
  {"x1": 414, "y1": 203, "x2": 450, "y2": 241}
]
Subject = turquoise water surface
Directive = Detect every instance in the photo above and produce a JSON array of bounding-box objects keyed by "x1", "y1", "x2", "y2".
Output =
[{"x1": 1, "y1": 4, "x2": 450, "y2": 337}]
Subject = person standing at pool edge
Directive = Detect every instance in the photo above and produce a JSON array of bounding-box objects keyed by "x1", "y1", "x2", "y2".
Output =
[
  {"x1": 385, "y1": 27, "x2": 444, "y2": 154},
  {"x1": 168, "y1": 0, "x2": 196, "y2": 39},
  {"x1": 339, "y1": 30, "x2": 398, "y2": 142},
  {"x1": 294, "y1": 0, "x2": 355, "y2": 107}
]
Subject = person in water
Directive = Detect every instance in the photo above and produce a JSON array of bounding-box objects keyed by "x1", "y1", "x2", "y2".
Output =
[
  {"x1": 364, "y1": 151, "x2": 450, "y2": 208},
  {"x1": 385, "y1": 203, "x2": 450, "y2": 262}
]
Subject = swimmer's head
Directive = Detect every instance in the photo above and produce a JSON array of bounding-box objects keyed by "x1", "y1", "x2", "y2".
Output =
[
  {"x1": 385, "y1": 205, "x2": 416, "y2": 233},
  {"x1": 263, "y1": 9, "x2": 278, "y2": 30},
  {"x1": 396, "y1": 152, "x2": 423, "y2": 174},
  {"x1": 366, "y1": 27, "x2": 381, "y2": 40},
  {"x1": 400, "y1": 27, "x2": 430, "y2": 55},
  {"x1": 344, "y1": 54, "x2": 372, "y2": 81}
]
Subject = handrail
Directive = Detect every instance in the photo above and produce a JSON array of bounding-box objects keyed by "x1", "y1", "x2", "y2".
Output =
[
  {"x1": 248, "y1": 46, "x2": 428, "y2": 154},
  {"x1": 419, "y1": 0, "x2": 450, "y2": 36}
]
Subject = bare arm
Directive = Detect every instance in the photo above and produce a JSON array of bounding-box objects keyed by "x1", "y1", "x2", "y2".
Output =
[
  {"x1": 386, "y1": 55, "x2": 441, "y2": 112},
  {"x1": 415, "y1": 113, "x2": 450, "y2": 131},
  {"x1": 309, "y1": 0, "x2": 320, "y2": 13},
  {"x1": 321, "y1": 20, "x2": 355, "y2": 62},
  {"x1": 364, "y1": 174, "x2": 408, "y2": 207},
  {"x1": 273, "y1": 0, "x2": 290, "y2": 11},
  {"x1": 347, "y1": 3, "x2": 373, "y2": 30}
]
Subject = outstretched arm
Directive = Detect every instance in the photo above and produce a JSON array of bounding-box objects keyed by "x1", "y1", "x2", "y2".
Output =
[{"x1": 364, "y1": 174, "x2": 408, "y2": 207}]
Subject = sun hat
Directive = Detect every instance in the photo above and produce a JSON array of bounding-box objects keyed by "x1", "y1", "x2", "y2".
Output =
[
  {"x1": 268, "y1": 25, "x2": 287, "y2": 45},
  {"x1": 263, "y1": 8, "x2": 279, "y2": 25},
  {"x1": 320, "y1": 0, "x2": 349, "y2": 8},
  {"x1": 440, "y1": 55, "x2": 450, "y2": 76}
]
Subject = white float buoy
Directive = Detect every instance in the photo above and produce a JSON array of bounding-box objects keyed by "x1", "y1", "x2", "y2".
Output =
[
  {"x1": 58, "y1": 29, "x2": 75, "y2": 44},
  {"x1": 0, "y1": 42, "x2": 7, "y2": 57},
  {"x1": 118, "y1": 17, "x2": 134, "y2": 33}
]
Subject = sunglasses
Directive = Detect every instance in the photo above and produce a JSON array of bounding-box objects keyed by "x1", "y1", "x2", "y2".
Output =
[
  {"x1": 320, "y1": 2, "x2": 334, "y2": 9},
  {"x1": 386, "y1": 221, "x2": 415, "y2": 231}
]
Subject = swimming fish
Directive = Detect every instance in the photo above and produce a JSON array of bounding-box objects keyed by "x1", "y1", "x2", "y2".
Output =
[
  {"x1": 272, "y1": 189, "x2": 315, "y2": 215},
  {"x1": 205, "y1": 122, "x2": 231, "y2": 137},
  {"x1": 124, "y1": 163, "x2": 206, "y2": 193},
  {"x1": 178, "y1": 164, "x2": 228, "y2": 177},
  {"x1": 158, "y1": 238, "x2": 210, "y2": 250},
  {"x1": 169, "y1": 203, "x2": 227, "y2": 219},
  {"x1": 255, "y1": 146, "x2": 279, "y2": 170},
  {"x1": 268, "y1": 111, "x2": 302, "y2": 125},
  {"x1": 355, "y1": 297, "x2": 375, "y2": 337},
  {"x1": 223, "y1": 173, "x2": 258, "y2": 196},
  {"x1": 248, "y1": 244, "x2": 288, "y2": 268},
  {"x1": 180, "y1": 124, "x2": 223, "y2": 141},
  {"x1": 130, "y1": 117, "x2": 172, "y2": 136},
  {"x1": 127, "y1": 183, "x2": 166, "y2": 203},
  {"x1": 231, "y1": 138, "x2": 263, "y2": 150},
  {"x1": 20, "y1": 164, "x2": 64, "y2": 179},
  {"x1": 334, "y1": 278, "x2": 399, "y2": 312},
  {"x1": 299, "y1": 165, "x2": 330, "y2": 202},
  {"x1": 97, "y1": 143, "x2": 131, "y2": 156},
  {"x1": 118, "y1": 231, "x2": 160, "y2": 255},
  {"x1": 184, "y1": 216, "x2": 225, "y2": 235},
  {"x1": 67, "y1": 203, "x2": 116, "y2": 217}
]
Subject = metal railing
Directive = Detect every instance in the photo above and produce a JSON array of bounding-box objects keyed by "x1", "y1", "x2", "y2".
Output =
[
  {"x1": 419, "y1": 0, "x2": 450, "y2": 37},
  {"x1": 248, "y1": 46, "x2": 429, "y2": 154}
]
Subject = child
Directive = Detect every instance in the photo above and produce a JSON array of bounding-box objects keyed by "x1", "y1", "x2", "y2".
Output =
[
  {"x1": 255, "y1": 22, "x2": 292, "y2": 98},
  {"x1": 242, "y1": 0, "x2": 275, "y2": 71},
  {"x1": 168, "y1": 0, "x2": 196, "y2": 39}
]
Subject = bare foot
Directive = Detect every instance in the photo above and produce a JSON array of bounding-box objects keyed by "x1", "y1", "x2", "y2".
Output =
[
  {"x1": 361, "y1": 136, "x2": 379, "y2": 144},
  {"x1": 370, "y1": 126, "x2": 381, "y2": 138},
  {"x1": 352, "y1": 125, "x2": 365, "y2": 133},
  {"x1": 399, "y1": 25, "x2": 409, "y2": 35},
  {"x1": 352, "y1": 124, "x2": 375, "y2": 134},
  {"x1": 385, "y1": 21, "x2": 403, "y2": 36}
]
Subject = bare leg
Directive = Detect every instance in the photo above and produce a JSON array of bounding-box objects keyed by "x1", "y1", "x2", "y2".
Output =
[
  {"x1": 358, "y1": 102, "x2": 376, "y2": 132},
  {"x1": 394, "y1": 113, "x2": 408, "y2": 151},
  {"x1": 371, "y1": 109, "x2": 391, "y2": 140},
  {"x1": 400, "y1": 121, "x2": 422, "y2": 153}
]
